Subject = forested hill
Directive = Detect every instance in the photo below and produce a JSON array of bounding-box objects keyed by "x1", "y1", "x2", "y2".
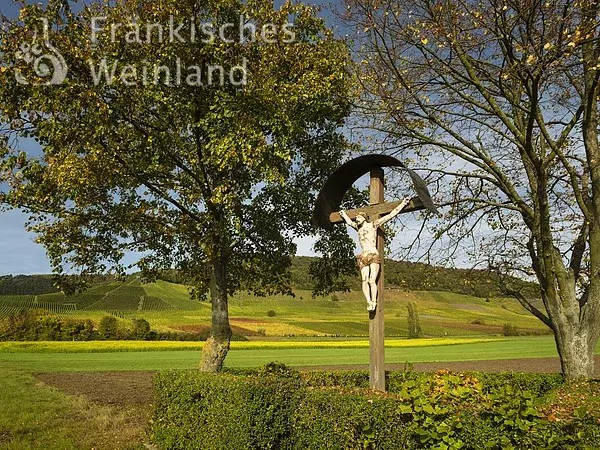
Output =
[
  {"x1": 0, "y1": 275, "x2": 60, "y2": 296},
  {"x1": 290, "y1": 257, "x2": 539, "y2": 299},
  {"x1": 1, "y1": 257, "x2": 539, "y2": 299}
]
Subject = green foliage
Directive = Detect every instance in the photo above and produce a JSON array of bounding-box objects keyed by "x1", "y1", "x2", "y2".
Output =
[
  {"x1": 475, "y1": 372, "x2": 564, "y2": 396},
  {"x1": 0, "y1": 0, "x2": 352, "y2": 298},
  {"x1": 299, "y1": 370, "x2": 371, "y2": 388},
  {"x1": 152, "y1": 367, "x2": 599, "y2": 450},
  {"x1": 0, "y1": 311, "x2": 96, "y2": 341},
  {"x1": 152, "y1": 368, "x2": 303, "y2": 450},
  {"x1": 98, "y1": 316, "x2": 118, "y2": 339},
  {"x1": 308, "y1": 226, "x2": 360, "y2": 296},
  {"x1": 0, "y1": 308, "x2": 249, "y2": 342},
  {"x1": 291, "y1": 385, "x2": 410, "y2": 450},
  {"x1": 0, "y1": 0, "x2": 353, "y2": 370},
  {"x1": 0, "y1": 282, "x2": 551, "y2": 338},
  {"x1": 257, "y1": 361, "x2": 298, "y2": 378},
  {"x1": 131, "y1": 318, "x2": 151, "y2": 339},
  {"x1": 503, "y1": 324, "x2": 519, "y2": 336},
  {"x1": 480, "y1": 385, "x2": 545, "y2": 449},
  {"x1": 407, "y1": 301, "x2": 423, "y2": 339},
  {"x1": 384, "y1": 261, "x2": 540, "y2": 300},
  {"x1": 267, "y1": 309, "x2": 277, "y2": 317},
  {"x1": 0, "y1": 275, "x2": 59, "y2": 295}
]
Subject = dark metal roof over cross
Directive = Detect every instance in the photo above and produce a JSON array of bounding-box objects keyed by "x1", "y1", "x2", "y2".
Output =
[{"x1": 312, "y1": 154, "x2": 438, "y2": 230}]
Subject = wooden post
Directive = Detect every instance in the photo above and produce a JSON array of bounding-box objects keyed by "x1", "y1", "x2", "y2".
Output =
[{"x1": 369, "y1": 167, "x2": 385, "y2": 391}]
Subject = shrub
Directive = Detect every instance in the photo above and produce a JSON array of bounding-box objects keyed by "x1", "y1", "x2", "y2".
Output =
[
  {"x1": 132, "y1": 318, "x2": 151, "y2": 339},
  {"x1": 291, "y1": 385, "x2": 410, "y2": 449},
  {"x1": 471, "y1": 319, "x2": 485, "y2": 325},
  {"x1": 476, "y1": 372, "x2": 563, "y2": 396},
  {"x1": 152, "y1": 367, "x2": 599, "y2": 450},
  {"x1": 152, "y1": 369, "x2": 302, "y2": 450},
  {"x1": 407, "y1": 301, "x2": 422, "y2": 338},
  {"x1": 152, "y1": 368, "x2": 411, "y2": 450},
  {"x1": 267, "y1": 309, "x2": 277, "y2": 317},
  {"x1": 330, "y1": 294, "x2": 339, "y2": 302},
  {"x1": 0, "y1": 312, "x2": 99, "y2": 341},
  {"x1": 503, "y1": 323, "x2": 519, "y2": 336},
  {"x1": 98, "y1": 316, "x2": 118, "y2": 339}
]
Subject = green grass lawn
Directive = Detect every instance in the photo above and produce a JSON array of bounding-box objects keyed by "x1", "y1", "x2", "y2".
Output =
[{"x1": 1, "y1": 336, "x2": 597, "y2": 372}]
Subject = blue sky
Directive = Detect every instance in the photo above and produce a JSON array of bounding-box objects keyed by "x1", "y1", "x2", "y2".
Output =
[{"x1": 0, "y1": 0, "x2": 343, "y2": 275}]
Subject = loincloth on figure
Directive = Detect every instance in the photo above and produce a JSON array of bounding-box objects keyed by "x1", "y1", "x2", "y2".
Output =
[{"x1": 356, "y1": 252, "x2": 381, "y2": 269}]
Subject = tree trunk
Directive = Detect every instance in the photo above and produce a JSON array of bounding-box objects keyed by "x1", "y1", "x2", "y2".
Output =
[
  {"x1": 532, "y1": 241, "x2": 598, "y2": 379},
  {"x1": 552, "y1": 318, "x2": 596, "y2": 379},
  {"x1": 199, "y1": 253, "x2": 232, "y2": 372}
]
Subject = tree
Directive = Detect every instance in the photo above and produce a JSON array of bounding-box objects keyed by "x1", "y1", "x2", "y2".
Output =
[
  {"x1": 0, "y1": 0, "x2": 352, "y2": 371},
  {"x1": 132, "y1": 318, "x2": 151, "y2": 339},
  {"x1": 407, "y1": 301, "x2": 422, "y2": 338},
  {"x1": 343, "y1": 0, "x2": 600, "y2": 378},
  {"x1": 98, "y1": 316, "x2": 118, "y2": 339}
]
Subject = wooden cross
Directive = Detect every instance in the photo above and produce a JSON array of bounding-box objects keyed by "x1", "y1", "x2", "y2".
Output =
[
  {"x1": 312, "y1": 154, "x2": 436, "y2": 391},
  {"x1": 329, "y1": 168, "x2": 427, "y2": 391}
]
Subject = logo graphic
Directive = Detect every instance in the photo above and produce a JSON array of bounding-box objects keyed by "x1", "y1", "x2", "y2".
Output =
[{"x1": 15, "y1": 18, "x2": 67, "y2": 85}]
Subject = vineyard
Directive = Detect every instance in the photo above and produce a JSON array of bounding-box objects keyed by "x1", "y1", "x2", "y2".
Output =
[
  {"x1": 0, "y1": 278, "x2": 551, "y2": 338},
  {"x1": 0, "y1": 295, "x2": 36, "y2": 316},
  {"x1": 140, "y1": 296, "x2": 174, "y2": 311},
  {"x1": 0, "y1": 279, "x2": 188, "y2": 320},
  {"x1": 87, "y1": 286, "x2": 146, "y2": 311},
  {"x1": 37, "y1": 292, "x2": 106, "y2": 311}
]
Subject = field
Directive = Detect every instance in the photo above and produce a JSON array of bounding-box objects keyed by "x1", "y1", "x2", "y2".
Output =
[
  {"x1": 1, "y1": 336, "x2": 599, "y2": 373},
  {"x1": 0, "y1": 278, "x2": 549, "y2": 338}
]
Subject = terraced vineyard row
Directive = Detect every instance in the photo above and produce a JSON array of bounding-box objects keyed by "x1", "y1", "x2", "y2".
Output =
[
  {"x1": 34, "y1": 302, "x2": 77, "y2": 316},
  {"x1": 103, "y1": 310, "x2": 136, "y2": 320},
  {"x1": 36, "y1": 293, "x2": 106, "y2": 310},
  {"x1": 85, "y1": 286, "x2": 146, "y2": 311},
  {"x1": 140, "y1": 296, "x2": 174, "y2": 311},
  {"x1": 0, "y1": 295, "x2": 35, "y2": 317}
]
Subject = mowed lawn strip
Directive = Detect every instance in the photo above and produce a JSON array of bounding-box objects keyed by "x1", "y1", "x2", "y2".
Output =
[
  {"x1": 0, "y1": 337, "x2": 505, "y2": 353},
  {"x1": 1, "y1": 337, "x2": 598, "y2": 372}
]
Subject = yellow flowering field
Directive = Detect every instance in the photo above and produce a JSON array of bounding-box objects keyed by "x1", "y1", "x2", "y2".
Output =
[{"x1": 0, "y1": 337, "x2": 506, "y2": 353}]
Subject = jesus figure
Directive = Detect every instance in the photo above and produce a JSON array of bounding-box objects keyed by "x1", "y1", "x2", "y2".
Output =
[{"x1": 340, "y1": 198, "x2": 411, "y2": 311}]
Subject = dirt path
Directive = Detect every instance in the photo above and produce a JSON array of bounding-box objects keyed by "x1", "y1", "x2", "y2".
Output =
[{"x1": 297, "y1": 356, "x2": 600, "y2": 375}]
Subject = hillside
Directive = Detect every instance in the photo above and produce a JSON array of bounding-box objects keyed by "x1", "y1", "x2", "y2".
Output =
[{"x1": 0, "y1": 277, "x2": 549, "y2": 338}]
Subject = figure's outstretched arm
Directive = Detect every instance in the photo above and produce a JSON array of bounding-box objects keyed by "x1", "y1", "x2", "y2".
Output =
[
  {"x1": 339, "y1": 210, "x2": 358, "y2": 230},
  {"x1": 374, "y1": 197, "x2": 411, "y2": 227}
]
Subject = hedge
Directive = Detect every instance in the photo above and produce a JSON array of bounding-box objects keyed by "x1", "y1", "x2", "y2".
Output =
[{"x1": 151, "y1": 365, "x2": 600, "y2": 450}]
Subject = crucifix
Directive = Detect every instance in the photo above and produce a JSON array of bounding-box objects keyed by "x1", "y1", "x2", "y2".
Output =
[{"x1": 312, "y1": 155, "x2": 437, "y2": 391}]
